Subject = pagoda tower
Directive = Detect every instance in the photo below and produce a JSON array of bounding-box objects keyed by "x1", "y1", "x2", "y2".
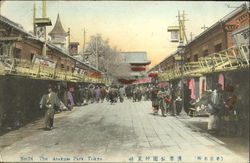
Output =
[{"x1": 49, "y1": 14, "x2": 68, "y2": 48}]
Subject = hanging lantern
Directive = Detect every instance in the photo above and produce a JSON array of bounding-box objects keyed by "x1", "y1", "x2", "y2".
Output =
[
  {"x1": 131, "y1": 67, "x2": 146, "y2": 71},
  {"x1": 148, "y1": 72, "x2": 158, "y2": 77}
]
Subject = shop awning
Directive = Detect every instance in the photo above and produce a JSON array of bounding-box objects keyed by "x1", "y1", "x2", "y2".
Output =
[
  {"x1": 132, "y1": 77, "x2": 152, "y2": 84},
  {"x1": 88, "y1": 72, "x2": 102, "y2": 77}
]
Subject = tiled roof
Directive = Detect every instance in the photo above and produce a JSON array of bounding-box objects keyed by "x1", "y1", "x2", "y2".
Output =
[
  {"x1": 0, "y1": 15, "x2": 102, "y2": 74},
  {"x1": 0, "y1": 15, "x2": 33, "y2": 37},
  {"x1": 186, "y1": 3, "x2": 248, "y2": 47},
  {"x1": 121, "y1": 52, "x2": 151, "y2": 64}
]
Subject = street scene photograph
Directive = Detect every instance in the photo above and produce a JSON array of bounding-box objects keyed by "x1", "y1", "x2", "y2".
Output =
[{"x1": 0, "y1": 1, "x2": 249, "y2": 162}]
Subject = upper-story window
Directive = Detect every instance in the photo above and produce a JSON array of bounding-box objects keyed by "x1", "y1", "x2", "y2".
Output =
[
  {"x1": 61, "y1": 64, "x2": 64, "y2": 69},
  {"x1": 13, "y1": 48, "x2": 21, "y2": 59},
  {"x1": 193, "y1": 54, "x2": 198, "y2": 62},
  {"x1": 203, "y1": 50, "x2": 209, "y2": 57},
  {"x1": 214, "y1": 43, "x2": 222, "y2": 53},
  {"x1": 30, "y1": 53, "x2": 34, "y2": 61}
]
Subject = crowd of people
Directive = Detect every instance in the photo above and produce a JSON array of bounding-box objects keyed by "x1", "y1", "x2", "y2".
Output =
[
  {"x1": 148, "y1": 82, "x2": 246, "y2": 137},
  {"x1": 39, "y1": 82, "x2": 245, "y2": 138}
]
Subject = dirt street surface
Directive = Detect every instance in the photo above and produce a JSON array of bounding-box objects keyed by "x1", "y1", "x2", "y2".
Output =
[{"x1": 0, "y1": 100, "x2": 248, "y2": 162}]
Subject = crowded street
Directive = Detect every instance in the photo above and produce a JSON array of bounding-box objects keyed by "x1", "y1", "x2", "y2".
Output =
[
  {"x1": 0, "y1": 1, "x2": 249, "y2": 163},
  {"x1": 0, "y1": 99, "x2": 248, "y2": 162}
]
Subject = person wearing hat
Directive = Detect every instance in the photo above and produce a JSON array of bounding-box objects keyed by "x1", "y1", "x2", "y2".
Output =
[{"x1": 40, "y1": 84, "x2": 60, "y2": 130}]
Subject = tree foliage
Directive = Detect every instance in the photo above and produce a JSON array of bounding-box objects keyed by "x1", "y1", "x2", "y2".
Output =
[{"x1": 85, "y1": 34, "x2": 130, "y2": 78}]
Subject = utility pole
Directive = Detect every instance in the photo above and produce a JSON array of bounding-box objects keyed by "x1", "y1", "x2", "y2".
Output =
[
  {"x1": 33, "y1": 1, "x2": 36, "y2": 35},
  {"x1": 68, "y1": 28, "x2": 71, "y2": 54},
  {"x1": 95, "y1": 37, "x2": 99, "y2": 69},
  {"x1": 178, "y1": 11, "x2": 183, "y2": 42},
  {"x1": 190, "y1": 32, "x2": 194, "y2": 41},
  {"x1": 201, "y1": 25, "x2": 208, "y2": 31},
  {"x1": 33, "y1": 0, "x2": 51, "y2": 57},
  {"x1": 83, "y1": 28, "x2": 86, "y2": 52},
  {"x1": 181, "y1": 11, "x2": 188, "y2": 43},
  {"x1": 42, "y1": 0, "x2": 47, "y2": 57},
  {"x1": 177, "y1": 10, "x2": 188, "y2": 43},
  {"x1": 177, "y1": 11, "x2": 188, "y2": 117},
  {"x1": 0, "y1": 0, "x2": 4, "y2": 15}
]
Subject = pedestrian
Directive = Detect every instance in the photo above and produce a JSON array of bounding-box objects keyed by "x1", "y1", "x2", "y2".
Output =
[
  {"x1": 169, "y1": 84, "x2": 177, "y2": 116},
  {"x1": 145, "y1": 86, "x2": 151, "y2": 101},
  {"x1": 67, "y1": 87, "x2": 75, "y2": 110},
  {"x1": 158, "y1": 87, "x2": 168, "y2": 117},
  {"x1": 125, "y1": 86, "x2": 131, "y2": 99},
  {"x1": 84, "y1": 87, "x2": 89, "y2": 105},
  {"x1": 141, "y1": 86, "x2": 146, "y2": 100},
  {"x1": 95, "y1": 86, "x2": 100, "y2": 103},
  {"x1": 108, "y1": 86, "x2": 116, "y2": 104},
  {"x1": 114, "y1": 86, "x2": 119, "y2": 103},
  {"x1": 151, "y1": 85, "x2": 160, "y2": 115},
  {"x1": 207, "y1": 83, "x2": 225, "y2": 134},
  {"x1": 88, "y1": 85, "x2": 94, "y2": 103},
  {"x1": 132, "y1": 86, "x2": 137, "y2": 102},
  {"x1": 118, "y1": 85, "x2": 125, "y2": 102},
  {"x1": 75, "y1": 85, "x2": 83, "y2": 106},
  {"x1": 136, "y1": 87, "x2": 142, "y2": 101},
  {"x1": 100, "y1": 86, "x2": 107, "y2": 103},
  {"x1": 79, "y1": 85, "x2": 86, "y2": 105},
  {"x1": 175, "y1": 86, "x2": 182, "y2": 115},
  {"x1": 40, "y1": 84, "x2": 60, "y2": 130},
  {"x1": 184, "y1": 83, "x2": 192, "y2": 113}
]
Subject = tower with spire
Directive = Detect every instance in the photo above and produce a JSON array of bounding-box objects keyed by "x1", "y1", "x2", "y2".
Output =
[{"x1": 49, "y1": 14, "x2": 68, "y2": 49}]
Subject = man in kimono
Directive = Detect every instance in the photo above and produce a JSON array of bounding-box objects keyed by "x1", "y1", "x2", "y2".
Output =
[{"x1": 40, "y1": 84, "x2": 60, "y2": 130}]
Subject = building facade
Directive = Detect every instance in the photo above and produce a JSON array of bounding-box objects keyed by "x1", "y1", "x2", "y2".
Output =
[
  {"x1": 0, "y1": 15, "x2": 102, "y2": 78},
  {"x1": 149, "y1": 4, "x2": 249, "y2": 73},
  {"x1": 120, "y1": 51, "x2": 151, "y2": 83}
]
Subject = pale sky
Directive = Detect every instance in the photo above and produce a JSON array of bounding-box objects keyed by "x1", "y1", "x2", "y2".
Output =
[{"x1": 1, "y1": 1, "x2": 245, "y2": 68}]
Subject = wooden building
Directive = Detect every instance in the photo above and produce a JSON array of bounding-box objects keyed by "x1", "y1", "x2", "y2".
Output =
[{"x1": 0, "y1": 14, "x2": 102, "y2": 78}]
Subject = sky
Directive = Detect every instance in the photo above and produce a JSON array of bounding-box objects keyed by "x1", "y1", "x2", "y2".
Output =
[{"x1": 0, "y1": 1, "x2": 246, "y2": 68}]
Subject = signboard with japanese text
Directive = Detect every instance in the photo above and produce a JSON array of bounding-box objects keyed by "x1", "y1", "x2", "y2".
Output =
[
  {"x1": 32, "y1": 55, "x2": 57, "y2": 68},
  {"x1": 69, "y1": 42, "x2": 79, "y2": 55}
]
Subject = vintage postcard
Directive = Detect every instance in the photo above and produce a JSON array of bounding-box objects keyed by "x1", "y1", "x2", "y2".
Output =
[{"x1": 0, "y1": 1, "x2": 249, "y2": 163}]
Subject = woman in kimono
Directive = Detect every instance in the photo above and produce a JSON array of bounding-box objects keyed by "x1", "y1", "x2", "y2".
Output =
[
  {"x1": 151, "y1": 86, "x2": 160, "y2": 115},
  {"x1": 207, "y1": 83, "x2": 224, "y2": 134}
]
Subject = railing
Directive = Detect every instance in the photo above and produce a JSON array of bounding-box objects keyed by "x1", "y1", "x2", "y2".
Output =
[
  {"x1": 159, "y1": 45, "x2": 249, "y2": 82},
  {"x1": 0, "y1": 56, "x2": 109, "y2": 85}
]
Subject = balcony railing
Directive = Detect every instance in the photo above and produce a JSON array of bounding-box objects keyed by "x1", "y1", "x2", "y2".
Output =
[
  {"x1": 159, "y1": 45, "x2": 249, "y2": 82},
  {"x1": 0, "y1": 56, "x2": 109, "y2": 85}
]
